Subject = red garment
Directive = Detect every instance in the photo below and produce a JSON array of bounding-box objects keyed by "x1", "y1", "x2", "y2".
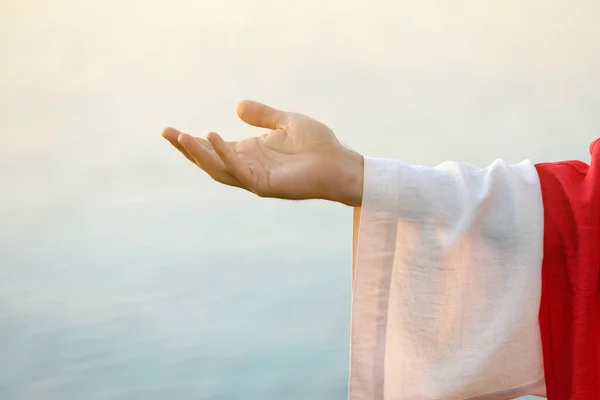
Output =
[{"x1": 536, "y1": 138, "x2": 600, "y2": 400}]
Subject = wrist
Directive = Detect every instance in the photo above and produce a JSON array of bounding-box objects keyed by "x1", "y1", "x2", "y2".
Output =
[{"x1": 325, "y1": 146, "x2": 364, "y2": 207}]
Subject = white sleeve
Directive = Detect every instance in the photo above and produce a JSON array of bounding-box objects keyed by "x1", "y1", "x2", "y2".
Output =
[{"x1": 349, "y1": 157, "x2": 546, "y2": 400}]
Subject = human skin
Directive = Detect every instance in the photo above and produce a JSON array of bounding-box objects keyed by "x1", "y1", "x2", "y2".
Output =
[{"x1": 161, "y1": 100, "x2": 365, "y2": 207}]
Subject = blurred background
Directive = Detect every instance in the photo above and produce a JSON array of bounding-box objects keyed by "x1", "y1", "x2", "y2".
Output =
[{"x1": 1, "y1": 0, "x2": 599, "y2": 398}]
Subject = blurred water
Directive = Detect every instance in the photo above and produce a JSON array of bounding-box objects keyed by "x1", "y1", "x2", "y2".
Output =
[{"x1": 1, "y1": 0, "x2": 600, "y2": 398}]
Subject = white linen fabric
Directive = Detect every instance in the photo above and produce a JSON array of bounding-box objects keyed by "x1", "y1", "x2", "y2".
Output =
[{"x1": 349, "y1": 157, "x2": 546, "y2": 400}]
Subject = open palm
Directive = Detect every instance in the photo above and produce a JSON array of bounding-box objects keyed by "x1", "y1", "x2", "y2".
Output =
[{"x1": 162, "y1": 100, "x2": 360, "y2": 203}]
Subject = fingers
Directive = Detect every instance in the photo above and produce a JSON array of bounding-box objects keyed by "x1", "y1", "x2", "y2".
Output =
[
  {"x1": 193, "y1": 137, "x2": 214, "y2": 150},
  {"x1": 177, "y1": 133, "x2": 244, "y2": 188},
  {"x1": 162, "y1": 126, "x2": 232, "y2": 165},
  {"x1": 194, "y1": 136, "x2": 238, "y2": 152},
  {"x1": 206, "y1": 132, "x2": 257, "y2": 191},
  {"x1": 162, "y1": 127, "x2": 195, "y2": 163},
  {"x1": 237, "y1": 100, "x2": 290, "y2": 130},
  {"x1": 162, "y1": 127, "x2": 234, "y2": 153}
]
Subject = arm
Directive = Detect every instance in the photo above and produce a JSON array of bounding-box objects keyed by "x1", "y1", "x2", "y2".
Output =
[{"x1": 161, "y1": 101, "x2": 546, "y2": 400}]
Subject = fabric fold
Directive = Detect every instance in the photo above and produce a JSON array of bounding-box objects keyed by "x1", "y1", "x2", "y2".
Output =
[
  {"x1": 349, "y1": 156, "x2": 546, "y2": 400},
  {"x1": 536, "y1": 138, "x2": 600, "y2": 400}
]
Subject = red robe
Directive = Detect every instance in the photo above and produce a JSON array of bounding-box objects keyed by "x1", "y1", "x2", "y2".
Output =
[{"x1": 537, "y1": 138, "x2": 600, "y2": 400}]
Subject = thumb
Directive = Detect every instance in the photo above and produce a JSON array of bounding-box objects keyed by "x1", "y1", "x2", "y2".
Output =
[{"x1": 236, "y1": 100, "x2": 290, "y2": 130}]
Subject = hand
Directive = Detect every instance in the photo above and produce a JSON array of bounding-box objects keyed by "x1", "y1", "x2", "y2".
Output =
[{"x1": 161, "y1": 100, "x2": 364, "y2": 206}]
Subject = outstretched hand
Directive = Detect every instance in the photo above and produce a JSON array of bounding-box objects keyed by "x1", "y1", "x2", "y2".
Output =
[{"x1": 161, "y1": 100, "x2": 363, "y2": 207}]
